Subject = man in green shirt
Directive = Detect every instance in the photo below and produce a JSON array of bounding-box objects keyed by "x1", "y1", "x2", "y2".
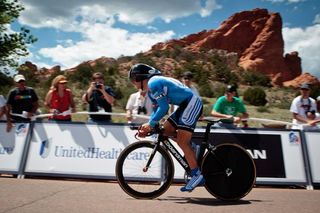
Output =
[{"x1": 211, "y1": 85, "x2": 249, "y2": 128}]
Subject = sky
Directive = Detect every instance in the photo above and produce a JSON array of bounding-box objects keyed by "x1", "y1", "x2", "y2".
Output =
[{"x1": 10, "y1": 0, "x2": 320, "y2": 78}]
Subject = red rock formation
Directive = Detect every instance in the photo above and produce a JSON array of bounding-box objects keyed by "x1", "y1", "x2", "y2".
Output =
[
  {"x1": 65, "y1": 56, "x2": 117, "y2": 74},
  {"x1": 283, "y1": 73, "x2": 320, "y2": 88},
  {"x1": 150, "y1": 8, "x2": 303, "y2": 85},
  {"x1": 20, "y1": 61, "x2": 38, "y2": 73}
]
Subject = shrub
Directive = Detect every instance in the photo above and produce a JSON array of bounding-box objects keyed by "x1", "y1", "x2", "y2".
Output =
[
  {"x1": 243, "y1": 87, "x2": 267, "y2": 106},
  {"x1": 68, "y1": 64, "x2": 92, "y2": 86},
  {"x1": 210, "y1": 54, "x2": 232, "y2": 83},
  {"x1": 199, "y1": 83, "x2": 214, "y2": 98},
  {"x1": 0, "y1": 72, "x2": 13, "y2": 95},
  {"x1": 242, "y1": 71, "x2": 271, "y2": 87}
]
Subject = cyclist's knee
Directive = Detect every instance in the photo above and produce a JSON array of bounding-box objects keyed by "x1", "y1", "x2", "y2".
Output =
[{"x1": 163, "y1": 121, "x2": 176, "y2": 136}]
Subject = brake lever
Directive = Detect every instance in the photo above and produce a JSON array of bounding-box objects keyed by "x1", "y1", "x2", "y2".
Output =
[{"x1": 134, "y1": 125, "x2": 157, "y2": 140}]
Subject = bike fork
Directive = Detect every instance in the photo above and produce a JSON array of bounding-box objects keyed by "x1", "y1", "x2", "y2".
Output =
[{"x1": 142, "y1": 142, "x2": 160, "y2": 172}]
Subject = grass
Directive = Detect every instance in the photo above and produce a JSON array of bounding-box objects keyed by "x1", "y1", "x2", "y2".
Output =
[
  {"x1": 201, "y1": 97, "x2": 292, "y2": 128},
  {"x1": 36, "y1": 85, "x2": 294, "y2": 128},
  {"x1": 49, "y1": 104, "x2": 292, "y2": 128}
]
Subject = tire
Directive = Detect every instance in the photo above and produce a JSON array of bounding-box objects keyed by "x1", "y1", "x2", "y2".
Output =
[
  {"x1": 201, "y1": 143, "x2": 256, "y2": 201},
  {"x1": 115, "y1": 141, "x2": 174, "y2": 199}
]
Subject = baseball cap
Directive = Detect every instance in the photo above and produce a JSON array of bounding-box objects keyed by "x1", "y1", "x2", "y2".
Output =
[
  {"x1": 14, "y1": 74, "x2": 26, "y2": 82},
  {"x1": 226, "y1": 85, "x2": 237, "y2": 93},
  {"x1": 300, "y1": 83, "x2": 310, "y2": 90},
  {"x1": 182, "y1": 71, "x2": 193, "y2": 79}
]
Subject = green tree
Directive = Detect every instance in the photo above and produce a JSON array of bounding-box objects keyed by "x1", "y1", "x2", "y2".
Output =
[
  {"x1": 210, "y1": 54, "x2": 232, "y2": 83},
  {"x1": 68, "y1": 64, "x2": 92, "y2": 86},
  {"x1": 0, "y1": 0, "x2": 37, "y2": 74},
  {"x1": 242, "y1": 71, "x2": 271, "y2": 87},
  {"x1": 243, "y1": 87, "x2": 268, "y2": 106},
  {"x1": 0, "y1": 71, "x2": 13, "y2": 94}
]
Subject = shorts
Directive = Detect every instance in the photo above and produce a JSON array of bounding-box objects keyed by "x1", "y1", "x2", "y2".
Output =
[{"x1": 168, "y1": 95, "x2": 203, "y2": 132}]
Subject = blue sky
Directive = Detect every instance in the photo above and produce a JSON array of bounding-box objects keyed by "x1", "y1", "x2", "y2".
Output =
[{"x1": 11, "y1": 0, "x2": 320, "y2": 78}]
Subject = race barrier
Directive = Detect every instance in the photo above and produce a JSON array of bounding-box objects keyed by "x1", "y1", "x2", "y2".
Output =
[
  {"x1": 303, "y1": 130, "x2": 320, "y2": 187},
  {"x1": 0, "y1": 122, "x2": 31, "y2": 174},
  {"x1": 0, "y1": 113, "x2": 319, "y2": 189}
]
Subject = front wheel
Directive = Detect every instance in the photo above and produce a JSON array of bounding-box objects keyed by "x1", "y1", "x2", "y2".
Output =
[
  {"x1": 115, "y1": 141, "x2": 174, "y2": 199},
  {"x1": 202, "y1": 143, "x2": 256, "y2": 201}
]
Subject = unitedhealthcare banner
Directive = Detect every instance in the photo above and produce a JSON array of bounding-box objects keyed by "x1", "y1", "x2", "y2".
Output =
[
  {"x1": 0, "y1": 122, "x2": 30, "y2": 173},
  {"x1": 25, "y1": 122, "x2": 139, "y2": 177},
  {"x1": 22, "y1": 121, "x2": 308, "y2": 185},
  {"x1": 304, "y1": 131, "x2": 320, "y2": 184}
]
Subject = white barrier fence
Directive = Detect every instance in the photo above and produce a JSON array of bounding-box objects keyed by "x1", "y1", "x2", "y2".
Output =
[
  {"x1": 0, "y1": 116, "x2": 319, "y2": 189},
  {"x1": 0, "y1": 123, "x2": 30, "y2": 173}
]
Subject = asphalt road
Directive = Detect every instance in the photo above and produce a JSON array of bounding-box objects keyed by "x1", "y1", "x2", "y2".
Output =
[{"x1": 0, "y1": 177, "x2": 319, "y2": 213}]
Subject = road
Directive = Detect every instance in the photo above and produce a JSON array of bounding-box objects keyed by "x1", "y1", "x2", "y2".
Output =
[{"x1": 0, "y1": 177, "x2": 319, "y2": 213}]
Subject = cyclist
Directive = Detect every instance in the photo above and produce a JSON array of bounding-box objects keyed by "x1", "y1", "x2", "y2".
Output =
[{"x1": 128, "y1": 63, "x2": 204, "y2": 192}]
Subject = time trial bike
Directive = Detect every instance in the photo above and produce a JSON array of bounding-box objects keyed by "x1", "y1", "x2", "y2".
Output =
[{"x1": 115, "y1": 118, "x2": 256, "y2": 200}]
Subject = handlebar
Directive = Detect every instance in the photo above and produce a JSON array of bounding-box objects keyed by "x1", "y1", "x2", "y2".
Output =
[{"x1": 133, "y1": 124, "x2": 165, "y2": 140}]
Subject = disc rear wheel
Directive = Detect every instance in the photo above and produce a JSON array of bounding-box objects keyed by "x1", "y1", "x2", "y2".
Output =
[{"x1": 202, "y1": 143, "x2": 256, "y2": 201}]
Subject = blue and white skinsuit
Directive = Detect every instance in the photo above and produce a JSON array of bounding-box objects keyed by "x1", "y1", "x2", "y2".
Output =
[{"x1": 147, "y1": 75, "x2": 203, "y2": 132}]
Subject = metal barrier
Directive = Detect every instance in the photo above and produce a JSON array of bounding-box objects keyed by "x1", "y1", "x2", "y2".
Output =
[{"x1": 1, "y1": 113, "x2": 319, "y2": 189}]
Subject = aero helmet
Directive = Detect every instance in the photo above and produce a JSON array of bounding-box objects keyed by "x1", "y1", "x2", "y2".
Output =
[{"x1": 128, "y1": 64, "x2": 161, "y2": 82}]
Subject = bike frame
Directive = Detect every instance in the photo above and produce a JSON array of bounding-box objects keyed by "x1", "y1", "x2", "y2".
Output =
[{"x1": 144, "y1": 121, "x2": 216, "y2": 176}]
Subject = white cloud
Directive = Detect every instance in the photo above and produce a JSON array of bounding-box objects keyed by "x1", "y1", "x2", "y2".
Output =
[
  {"x1": 283, "y1": 24, "x2": 320, "y2": 78},
  {"x1": 314, "y1": 14, "x2": 320, "y2": 24},
  {"x1": 38, "y1": 23, "x2": 174, "y2": 68},
  {"x1": 19, "y1": 0, "x2": 221, "y2": 27},
  {"x1": 200, "y1": 0, "x2": 222, "y2": 17},
  {"x1": 17, "y1": 0, "x2": 220, "y2": 69},
  {"x1": 263, "y1": 0, "x2": 305, "y2": 3}
]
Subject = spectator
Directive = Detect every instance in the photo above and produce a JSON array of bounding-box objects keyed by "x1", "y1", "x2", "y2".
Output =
[
  {"x1": 170, "y1": 71, "x2": 200, "y2": 113},
  {"x1": 316, "y1": 96, "x2": 320, "y2": 118},
  {"x1": 181, "y1": 71, "x2": 199, "y2": 96},
  {"x1": 44, "y1": 75, "x2": 76, "y2": 121},
  {"x1": 82, "y1": 72, "x2": 115, "y2": 123},
  {"x1": 126, "y1": 89, "x2": 153, "y2": 124},
  {"x1": 211, "y1": 85, "x2": 249, "y2": 128},
  {"x1": 0, "y1": 95, "x2": 7, "y2": 120},
  {"x1": 6, "y1": 74, "x2": 39, "y2": 132},
  {"x1": 290, "y1": 83, "x2": 318, "y2": 129}
]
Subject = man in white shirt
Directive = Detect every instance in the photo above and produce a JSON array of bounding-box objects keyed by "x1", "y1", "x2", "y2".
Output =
[
  {"x1": 290, "y1": 83, "x2": 318, "y2": 129},
  {"x1": 316, "y1": 96, "x2": 320, "y2": 118},
  {"x1": 0, "y1": 95, "x2": 7, "y2": 120},
  {"x1": 126, "y1": 90, "x2": 153, "y2": 124}
]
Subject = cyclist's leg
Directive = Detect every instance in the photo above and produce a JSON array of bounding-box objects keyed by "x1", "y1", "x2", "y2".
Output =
[
  {"x1": 163, "y1": 120, "x2": 177, "y2": 137},
  {"x1": 163, "y1": 117, "x2": 198, "y2": 169},
  {"x1": 166, "y1": 95, "x2": 204, "y2": 192},
  {"x1": 177, "y1": 129, "x2": 205, "y2": 192}
]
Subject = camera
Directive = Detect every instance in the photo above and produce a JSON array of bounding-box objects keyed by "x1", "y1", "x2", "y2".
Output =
[
  {"x1": 137, "y1": 106, "x2": 147, "y2": 115},
  {"x1": 307, "y1": 110, "x2": 316, "y2": 115},
  {"x1": 95, "y1": 83, "x2": 103, "y2": 89}
]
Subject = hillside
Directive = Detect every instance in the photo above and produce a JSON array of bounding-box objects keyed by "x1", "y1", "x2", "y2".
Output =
[{"x1": 1, "y1": 8, "x2": 320, "y2": 127}]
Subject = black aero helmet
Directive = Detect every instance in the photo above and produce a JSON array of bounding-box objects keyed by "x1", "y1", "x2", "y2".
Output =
[{"x1": 129, "y1": 63, "x2": 161, "y2": 82}]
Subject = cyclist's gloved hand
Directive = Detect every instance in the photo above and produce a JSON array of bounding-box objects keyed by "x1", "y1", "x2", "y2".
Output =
[{"x1": 137, "y1": 123, "x2": 153, "y2": 138}]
